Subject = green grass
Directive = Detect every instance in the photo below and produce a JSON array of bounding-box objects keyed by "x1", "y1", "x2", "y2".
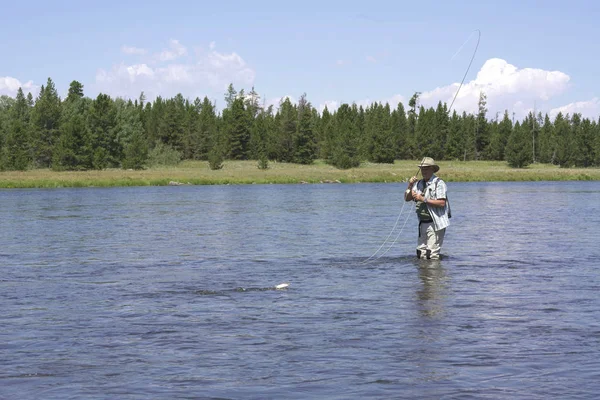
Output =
[{"x1": 1, "y1": 159, "x2": 599, "y2": 188}]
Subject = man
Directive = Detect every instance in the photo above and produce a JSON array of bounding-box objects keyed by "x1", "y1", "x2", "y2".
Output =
[{"x1": 404, "y1": 157, "x2": 450, "y2": 260}]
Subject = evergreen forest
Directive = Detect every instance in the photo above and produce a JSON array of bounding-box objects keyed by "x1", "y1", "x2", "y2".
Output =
[{"x1": 1, "y1": 78, "x2": 599, "y2": 172}]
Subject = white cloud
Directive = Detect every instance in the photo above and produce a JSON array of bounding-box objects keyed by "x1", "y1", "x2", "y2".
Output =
[
  {"x1": 549, "y1": 97, "x2": 600, "y2": 120},
  {"x1": 156, "y1": 39, "x2": 187, "y2": 62},
  {"x1": 94, "y1": 52, "x2": 588, "y2": 121},
  {"x1": 264, "y1": 95, "x2": 296, "y2": 111},
  {"x1": 94, "y1": 40, "x2": 255, "y2": 102},
  {"x1": 366, "y1": 55, "x2": 377, "y2": 63},
  {"x1": 418, "y1": 58, "x2": 571, "y2": 120},
  {"x1": 121, "y1": 45, "x2": 147, "y2": 55},
  {"x1": 314, "y1": 58, "x2": 573, "y2": 119},
  {"x1": 0, "y1": 76, "x2": 39, "y2": 97},
  {"x1": 319, "y1": 100, "x2": 340, "y2": 113},
  {"x1": 388, "y1": 94, "x2": 406, "y2": 108}
]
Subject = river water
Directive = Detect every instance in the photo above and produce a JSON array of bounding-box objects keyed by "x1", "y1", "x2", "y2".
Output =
[{"x1": 1, "y1": 181, "x2": 599, "y2": 399}]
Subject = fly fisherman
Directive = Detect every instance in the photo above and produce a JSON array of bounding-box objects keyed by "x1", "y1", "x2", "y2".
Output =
[{"x1": 404, "y1": 157, "x2": 450, "y2": 260}]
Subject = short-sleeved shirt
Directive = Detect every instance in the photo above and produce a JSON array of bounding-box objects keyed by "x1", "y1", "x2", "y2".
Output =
[{"x1": 413, "y1": 174, "x2": 450, "y2": 231}]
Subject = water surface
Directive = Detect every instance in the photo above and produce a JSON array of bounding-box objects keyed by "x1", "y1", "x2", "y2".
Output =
[{"x1": 1, "y1": 181, "x2": 599, "y2": 399}]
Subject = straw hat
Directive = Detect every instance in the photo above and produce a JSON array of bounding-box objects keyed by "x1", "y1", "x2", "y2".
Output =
[{"x1": 417, "y1": 157, "x2": 440, "y2": 172}]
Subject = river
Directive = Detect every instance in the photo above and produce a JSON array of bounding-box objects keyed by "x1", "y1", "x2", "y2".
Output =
[{"x1": 1, "y1": 181, "x2": 599, "y2": 399}]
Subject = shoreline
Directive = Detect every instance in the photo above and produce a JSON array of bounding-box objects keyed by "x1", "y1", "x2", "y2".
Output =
[{"x1": 1, "y1": 160, "x2": 599, "y2": 189}]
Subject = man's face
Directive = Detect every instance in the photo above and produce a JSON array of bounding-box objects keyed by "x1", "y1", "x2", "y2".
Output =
[{"x1": 420, "y1": 166, "x2": 434, "y2": 179}]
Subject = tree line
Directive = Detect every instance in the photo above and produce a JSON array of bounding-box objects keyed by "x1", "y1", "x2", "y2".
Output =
[{"x1": 1, "y1": 78, "x2": 599, "y2": 172}]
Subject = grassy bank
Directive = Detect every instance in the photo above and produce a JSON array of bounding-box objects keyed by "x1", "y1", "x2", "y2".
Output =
[{"x1": 1, "y1": 160, "x2": 599, "y2": 189}]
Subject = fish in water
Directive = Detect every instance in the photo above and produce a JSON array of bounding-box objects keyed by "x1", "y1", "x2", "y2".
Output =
[{"x1": 275, "y1": 283, "x2": 290, "y2": 290}]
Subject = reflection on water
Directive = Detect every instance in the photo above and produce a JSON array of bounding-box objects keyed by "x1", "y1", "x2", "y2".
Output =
[
  {"x1": 1, "y1": 181, "x2": 600, "y2": 399},
  {"x1": 416, "y1": 260, "x2": 448, "y2": 318}
]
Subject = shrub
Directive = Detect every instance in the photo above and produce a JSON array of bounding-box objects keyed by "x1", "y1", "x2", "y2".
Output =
[
  {"x1": 147, "y1": 141, "x2": 182, "y2": 167},
  {"x1": 208, "y1": 150, "x2": 224, "y2": 170}
]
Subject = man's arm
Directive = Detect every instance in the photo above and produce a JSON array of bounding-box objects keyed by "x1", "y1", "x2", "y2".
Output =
[{"x1": 404, "y1": 177, "x2": 418, "y2": 202}]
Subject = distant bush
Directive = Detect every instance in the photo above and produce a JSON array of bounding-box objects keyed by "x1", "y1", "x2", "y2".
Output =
[
  {"x1": 147, "y1": 141, "x2": 182, "y2": 167},
  {"x1": 330, "y1": 153, "x2": 360, "y2": 170},
  {"x1": 208, "y1": 149, "x2": 223, "y2": 170},
  {"x1": 257, "y1": 155, "x2": 269, "y2": 170}
]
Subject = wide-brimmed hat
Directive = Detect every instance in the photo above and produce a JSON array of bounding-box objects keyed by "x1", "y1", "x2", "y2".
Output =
[{"x1": 417, "y1": 157, "x2": 439, "y2": 172}]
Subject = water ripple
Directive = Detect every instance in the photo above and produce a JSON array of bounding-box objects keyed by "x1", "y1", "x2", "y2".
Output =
[{"x1": 1, "y1": 182, "x2": 600, "y2": 399}]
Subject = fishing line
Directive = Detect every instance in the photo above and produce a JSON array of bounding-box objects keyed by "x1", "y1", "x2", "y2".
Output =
[
  {"x1": 361, "y1": 29, "x2": 481, "y2": 263},
  {"x1": 362, "y1": 203, "x2": 413, "y2": 262},
  {"x1": 360, "y1": 199, "x2": 412, "y2": 264},
  {"x1": 450, "y1": 29, "x2": 479, "y2": 62}
]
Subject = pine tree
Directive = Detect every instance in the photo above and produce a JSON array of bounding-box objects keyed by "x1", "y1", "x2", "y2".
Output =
[
  {"x1": 30, "y1": 78, "x2": 62, "y2": 168},
  {"x1": 208, "y1": 114, "x2": 225, "y2": 170},
  {"x1": 406, "y1": 92, "x2": 420, "y2": 159},
  {"x1": 2, "y1": 89, "x2": 32, "y2": 170},
  {"x1": 224, "y1": 83, "x2": 237, "y2": 109},
  {"x1": 486, "y1": 118, "x2": 499, "y2": 160},
  {"x1": 573, "y1": 114, "x2": 594, "y2": 167},
  {"x1": 162, "y1": 94, "x2": 186, "y2": 152},
  {"x1": 227, "y1": 96, "x2": 251, "y2": 159},
  {"x1": 329, "y1": 103, "x2": 360, "y2": 169},
  {"x1": 1, "y1": 88, "x2": 32, "y2": 170},
  {"x1": 245, "y1": 86, "x2": 261, "y2": 119},
  {"x1": 532, "y1": 112, "x2": 542, "y2": 163},
  {"x1": 461, "y1": 112, "x2": 477, "y2": 161},
  {"x1": 294, "y1": 93, "x2": 316, "y2": 164},
  {"x1": 0, "y1": 96, "x2": 13, "y2": 163},
  {"x1": 53, "y1": 113, "x2": 88, "y2": 170},
  {"x1": 367, "y1": 103, "x2": 395, "y2": 163},
  {"x1": 354, "y1": 104, "x2": 366, "y2": 159},
  {"x1": 505, "y1": 120, "x2": 531, "y2": 168},
  {"x1": 88, "y1": 93, "x2": 119, "y2": 169},
  {"x1": 121, "y1": 123, "x2": 148, "y2": 169},
  {"x1": 260, "y1": 105, "x2": 277, "y2": 161},
  {"x1": 318, "y1": 106, "x2": 333, "y2": 160},
  {"x1": 487, "y1": 110, "x2": 512, "y2": 161},
  {"x1": 433, "y1": 101, "x2": 448, "y2": 160},
  {"x1": 363, "y1": 103, "x2": 374, "y2": 159},
  {"x1": 594, "y1": 119, "x2": 600, "y2": 166},
  {"x1": 392, "y1": 101, "x2": 408, "y2": 159},
  {"x1": 475, "y1": 91, "x2": 489, "y2": 159},
  {"x1": 12, "y1": 88, "x2": 30, "y2": 122},
  {"x1": 554, "y1": 112, "x2": 573, "y2": 167},
  {"x1": 182, "y1": 97, "x2": 202, "y2": 159},
  {"x1": 2, "y1": 121, "x2": 30, "y2": 170},
  {"x1": 117, "y1": 101, "x2": 147, "y2": 169},
  {"x1": 66, "y1": 80, "x2": 84, "y2": 102},
  {"x1": 537, "y1": 114, "x2": 555, "y2": 164},
  {"x1": 415, "y1": 106, "x2": 436, "y2": 158},
  {"x1": 198, "y1": 97, "x2": 218, "y2": 160},
  {"x1": 249, "y1": 109, "x2": 268, "y2": 162},
  {"x1": 144, "y1": 97, "x2": 162, "y2": 147},
  {"x1": 275, "y1": 97, "x2": 297, "y2": 162},
  {"x1": 53, "y1": 82, "x2": 93, "y2": 170},
  {"x1": 444, "y1": 111, "x2": 462, "y2": 160}
]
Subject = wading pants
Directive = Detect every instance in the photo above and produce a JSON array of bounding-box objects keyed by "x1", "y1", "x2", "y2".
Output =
[{"x1": 417, "y1": 221, "x2": 445, "y2": 260}]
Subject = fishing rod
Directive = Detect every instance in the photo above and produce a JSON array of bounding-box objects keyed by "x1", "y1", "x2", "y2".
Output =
[
  {"x1": 362, "y1": 29, "x2": 481, "y2": 263},
  {"x1": 407, "y1": 29, "x2": 481, "y2": 185}
]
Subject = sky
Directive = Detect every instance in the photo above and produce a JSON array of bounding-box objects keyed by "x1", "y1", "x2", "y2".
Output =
[{"x1": 2, "y1": 0, "x2": 600, "y2": 121}]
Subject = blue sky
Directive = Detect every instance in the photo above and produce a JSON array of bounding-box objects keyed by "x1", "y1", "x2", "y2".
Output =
[{"x1": 2, "y1": 0, "x2": 600, "y2": 120}]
